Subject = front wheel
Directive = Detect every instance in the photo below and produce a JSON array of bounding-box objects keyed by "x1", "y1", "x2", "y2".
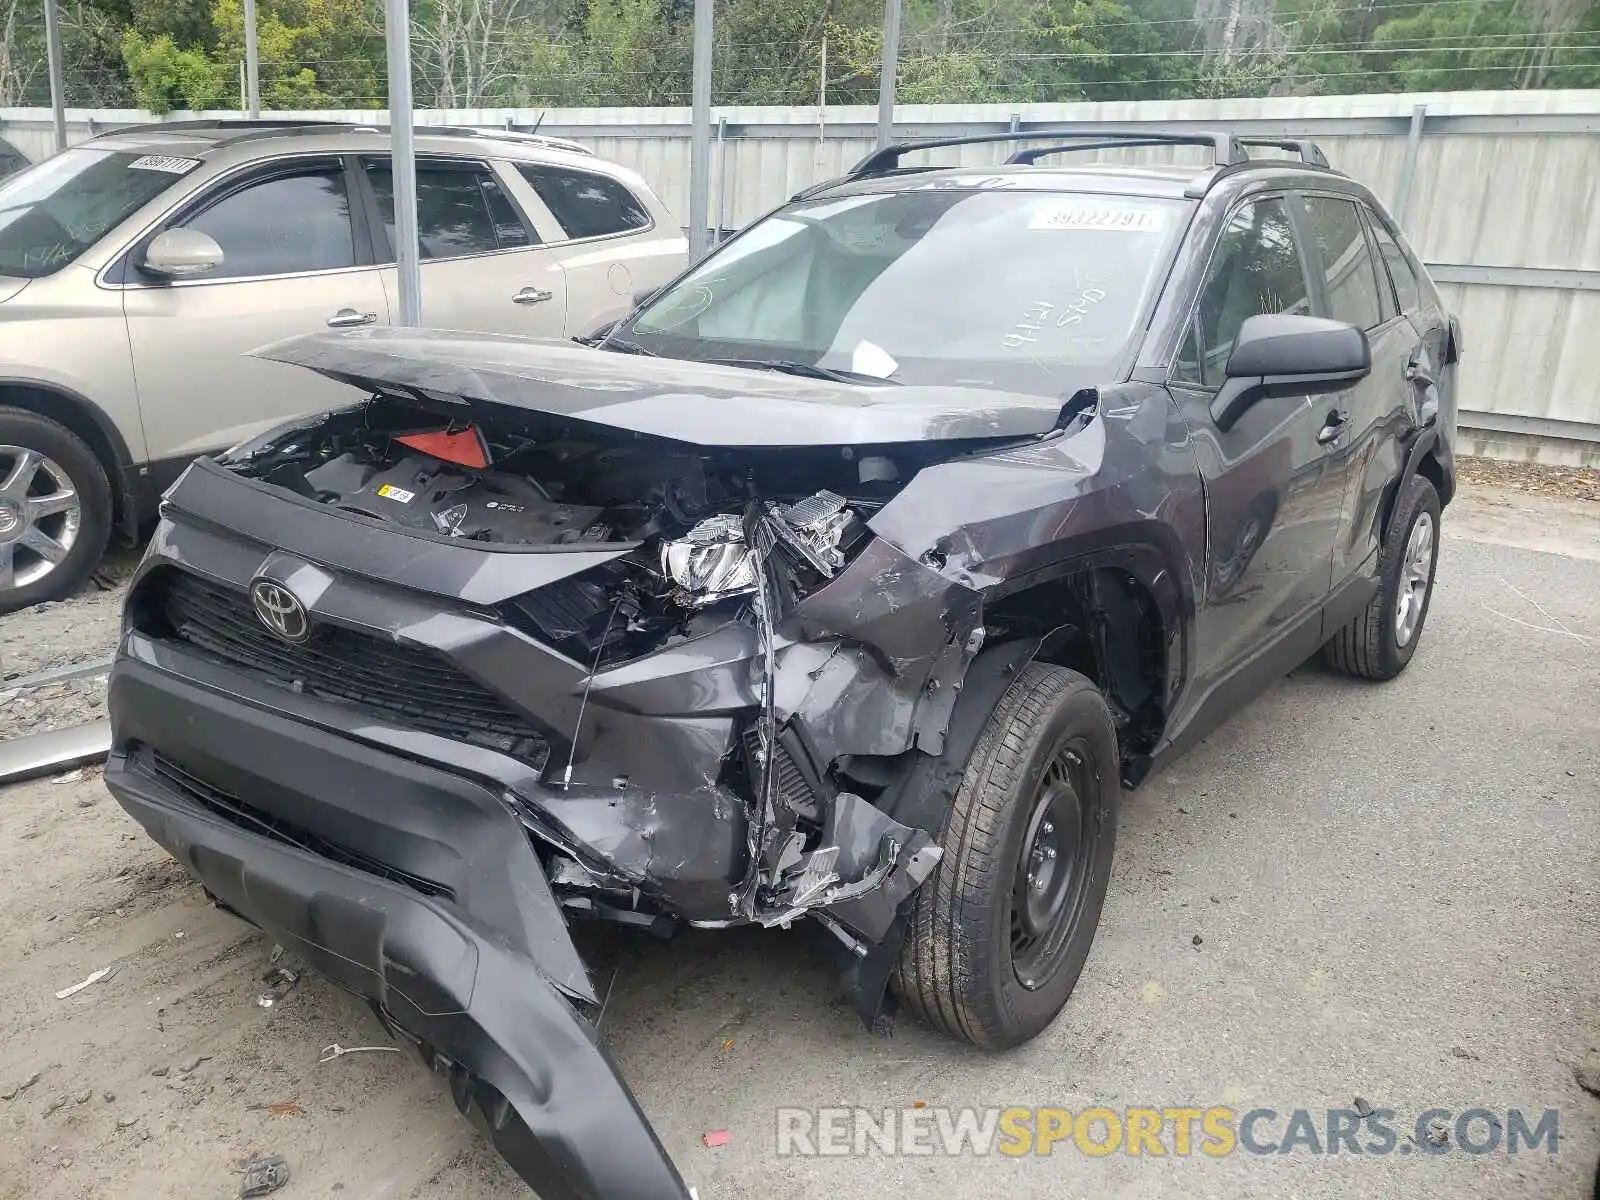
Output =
[
  {"x1": 894, "y1": 663, "x2": 1119, "y2": 1050},
  {"x1": 1324, "y1": 473, "x2": 1441, "y2": 681}
]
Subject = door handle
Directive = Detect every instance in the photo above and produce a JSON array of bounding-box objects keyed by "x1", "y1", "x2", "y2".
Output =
[
  {"x1": 327, "y1": 308, "x2": 377, "y2": 328},
  {"x1": 513, "y1": 286, "x2": 554, "y2": 305},
  {"x1": 1316, "y1": 409, "x2": 1349, "y2": 445}
]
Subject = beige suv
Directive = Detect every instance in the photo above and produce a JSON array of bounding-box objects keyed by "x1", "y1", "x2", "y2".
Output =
[{"x1": 0, "y1": 119, "x2": 686, "y2": 612}]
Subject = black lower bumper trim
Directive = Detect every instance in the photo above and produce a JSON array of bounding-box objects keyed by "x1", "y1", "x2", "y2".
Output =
[{"x1": 106, "y1": 758, "x2": 692, "y2": 1200}]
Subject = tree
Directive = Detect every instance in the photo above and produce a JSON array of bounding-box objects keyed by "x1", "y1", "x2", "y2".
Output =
[
  {"x1": 122, "y1": 29, "x2": 230, "y2": 111},
  {"x1": 213, "y1": 0, "x2": 383, "y2": 107}
]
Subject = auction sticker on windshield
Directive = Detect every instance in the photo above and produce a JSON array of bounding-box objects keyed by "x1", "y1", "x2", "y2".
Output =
[
  {"x1": 127, "y1": 155, "x2": 201, "y2": 175},
  {"x1": 1029, "y1": 202, "x2": 1167, "y2": 233}
]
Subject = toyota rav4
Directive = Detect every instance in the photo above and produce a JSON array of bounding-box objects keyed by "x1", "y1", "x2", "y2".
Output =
[{"x1": 104, "y1": 127, "x2": 1459, "y2": 1198}]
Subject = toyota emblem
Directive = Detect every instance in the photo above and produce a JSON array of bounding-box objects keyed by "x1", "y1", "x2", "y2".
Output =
[{"x1": 250, "y1": 579, "x2": 310, "y2": 643}]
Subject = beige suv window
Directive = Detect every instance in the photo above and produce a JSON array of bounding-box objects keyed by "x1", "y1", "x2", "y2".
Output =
[
  {"x1": 364, "y1": 158, "x2": 535, "y2": 260},
  {"x1": 183, "y1": 165, "x2": 357, "y2": 279}
]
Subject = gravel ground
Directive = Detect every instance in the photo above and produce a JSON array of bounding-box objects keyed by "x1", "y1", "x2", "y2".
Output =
[
  {"x1": 0, "y1": 548, "x2": 140, "y2": 740},
  {"x1": 0, "y1": 477, "x2": 1595, "y2": 1199},
  {"x1": 1455, "y1": 456, "x2": 1600, "y2": 503}
]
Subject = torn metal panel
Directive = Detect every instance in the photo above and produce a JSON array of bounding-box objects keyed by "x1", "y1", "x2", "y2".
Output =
[
  {"x1": 757, "y1": 791, "x2": 942, "y2": 939},
  {"x1": 0, "y1": 719, "x2": 111, "y2": 784},
  {"x1": 105, "y1": 747, "x2": 691, "y2": 1200}
]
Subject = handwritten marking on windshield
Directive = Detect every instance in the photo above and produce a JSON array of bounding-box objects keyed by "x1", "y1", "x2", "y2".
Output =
[{"x1": 1002, "y1": 272, "x2": 1110, "y2": 352}]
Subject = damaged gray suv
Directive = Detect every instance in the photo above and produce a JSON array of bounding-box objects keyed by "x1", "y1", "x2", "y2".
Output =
[{"x1": 105, "y1": 127, "x2": 1460, "y2": 1197}]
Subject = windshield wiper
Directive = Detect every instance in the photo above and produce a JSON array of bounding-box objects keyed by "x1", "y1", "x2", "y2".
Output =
[
  {"x1": 705, "y1": 358, "x2": 900, "y2": 385},
  {"x1": 595, "y1": 336, "x2": 658, "y2": 356}
]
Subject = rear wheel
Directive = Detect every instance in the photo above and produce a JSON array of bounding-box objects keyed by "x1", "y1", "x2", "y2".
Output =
[
  {"x1": 0, "y1": 408, "x2": 112, "y2": 615},
  {"x1": 1323, "y1": 473, "x2": 1440, "y2": 681},
  {"x1": 894, "y1": 663, "x2": 1119, "y2": 1049}
]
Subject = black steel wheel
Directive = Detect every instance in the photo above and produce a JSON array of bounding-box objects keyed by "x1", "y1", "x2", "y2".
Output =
[{"x1": 895, "y1": 662, "x2": 1120, "y2": 1049}]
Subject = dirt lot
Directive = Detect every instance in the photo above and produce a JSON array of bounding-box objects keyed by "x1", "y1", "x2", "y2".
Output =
[{"x1": 0, "y1": 474, "x2": 1596, "y2": 1199}]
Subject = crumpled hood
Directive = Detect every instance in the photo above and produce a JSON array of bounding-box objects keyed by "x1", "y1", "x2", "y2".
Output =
[{"x1": 252, "y1": 327, "x2": 1068, "y2": 447}]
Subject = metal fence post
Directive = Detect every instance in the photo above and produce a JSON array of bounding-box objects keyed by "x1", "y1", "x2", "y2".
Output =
[
  {"x1": 243, "y1": 0, "x2": 261, "y2": 118},
  {"x1": 876, "y1": 0, "x2": 902, "y2": 148},
  {"x1": 43, "y1": 0, "x2": 66, "y2": 152},
  {"x1": 713, "y1": 116, "x2": 729, "y2": 247},
  {"x1": 688, "y1": 0, "x2": 714, "y2": 262},
  {"x1": 383, "y1": 0, "x2": 421, "y2": 325},
  {"x1": 1395, "y1": 104, "x2": 1426, "y2": 226}
]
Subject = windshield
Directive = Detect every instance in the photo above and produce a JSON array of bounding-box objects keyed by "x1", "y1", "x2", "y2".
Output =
[
  {"x1": 622, "y1": 188, "x2": 1189, "y2": 395},
  {"x1": 0, "y1": 148, "x2": 196, "y2": 278}
]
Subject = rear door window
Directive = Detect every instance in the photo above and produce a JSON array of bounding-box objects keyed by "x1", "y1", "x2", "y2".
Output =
[
  {"x1": 1297, "y1": 194, "x2": 1385, "y2": 330},
  {"x1": 365, "y1": 158, "x2": 533, "y2": 259},
  {"x1": 1367, "y1": 214, "x2": 1422, "y2": 314},
  {"x1": 516, "y1": 164, "x2": 650, "y2": 240}
]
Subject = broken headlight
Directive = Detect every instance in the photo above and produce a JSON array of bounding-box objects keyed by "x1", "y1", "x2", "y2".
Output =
[
  {"x1": 660, "y1": 513, "x2": 758, "y2": 606},
  {"x1": 661, "y1": 491, "x2": 858, "y2": 607}
]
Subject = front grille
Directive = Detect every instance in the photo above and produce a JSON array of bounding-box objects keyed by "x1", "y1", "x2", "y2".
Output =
[
  {"x1": 144, "y1": 568, "x2": 550, "y2": 770},
  {"x1": 147, "y1": 750, "x2": 455, "y2": 900}
]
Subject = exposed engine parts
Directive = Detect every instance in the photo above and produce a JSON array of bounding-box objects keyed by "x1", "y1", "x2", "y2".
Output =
[{"x1": 217, "y1": 392, "x2": 1066, "y2": 944}]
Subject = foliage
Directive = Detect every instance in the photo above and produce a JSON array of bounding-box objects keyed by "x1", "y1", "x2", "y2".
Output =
[
  {"x1": 5, "y1": 0, "x2": 1597, "y2": 113},
  {"x1": 122, "y1": 29, "x2": 230, "y2": 111}
]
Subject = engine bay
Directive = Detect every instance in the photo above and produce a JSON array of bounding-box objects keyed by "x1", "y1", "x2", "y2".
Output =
[{"x1": 222, "y1": 396, "x2": 965, "y2": 665}]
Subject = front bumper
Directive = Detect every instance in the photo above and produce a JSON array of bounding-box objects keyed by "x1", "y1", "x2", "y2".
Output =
[{"x1": 104, "y1": 658, "x2": 691, "y2": 1200}]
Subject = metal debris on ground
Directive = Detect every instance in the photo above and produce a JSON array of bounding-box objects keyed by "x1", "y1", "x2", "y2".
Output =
[
  {"x1": 54, "y1": 966, "x2": 113, "y2": 999},
  {"x1": 702, "y1": 1129, "x2": 732, "y2": 1148},
  {"x1": 256, "y1": 966, "x2": 300, "y2": 1008},
  {"x1": 240, "y1": 1155, "x2": 291, "y2": 1198},
  {"x1": 319, "y1": 1043, "x2": 402, "y2": 1063},
  {"x1": 51, "y1": 768, "x2": 84, "y2": 785}
]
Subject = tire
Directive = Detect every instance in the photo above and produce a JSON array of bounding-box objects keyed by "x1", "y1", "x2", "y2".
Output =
[
  {"x1": 894, "y1": 662, "x2": 1120, "y2": 1050},
  {"x1": 1323, "y1": 473, "x2": 1441, "y2": 681},
  {"x1": 0, "y1": 407, "x2": 112, "y2": 615}
]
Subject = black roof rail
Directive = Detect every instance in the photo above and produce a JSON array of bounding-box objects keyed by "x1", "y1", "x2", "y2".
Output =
[
  {"x1": 1236, "y1": 137, "x2": 1330, "y2": 167},
  {"x1": 1006, "y1": 137, "x2": 1220, "y2": 165},
  {"x1": 849, "y1": 126, "x2": 1247, "y2": 179}
]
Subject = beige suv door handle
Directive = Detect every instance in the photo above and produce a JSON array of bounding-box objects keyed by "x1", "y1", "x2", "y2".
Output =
[
  {"x1": 327, "y1": 308, "x2": 377, "y2": 328},
  {"x1": 513, "y1": 287, "x2": 554, "y2": 305}
]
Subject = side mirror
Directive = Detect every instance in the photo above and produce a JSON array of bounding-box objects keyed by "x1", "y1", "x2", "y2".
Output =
[
  {"x1": 140, "y1": 228, "x2": 225, "y2": 279},
  {"x1": 1212, "y1": 314, "x2": 1370, "y2": 431}
]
